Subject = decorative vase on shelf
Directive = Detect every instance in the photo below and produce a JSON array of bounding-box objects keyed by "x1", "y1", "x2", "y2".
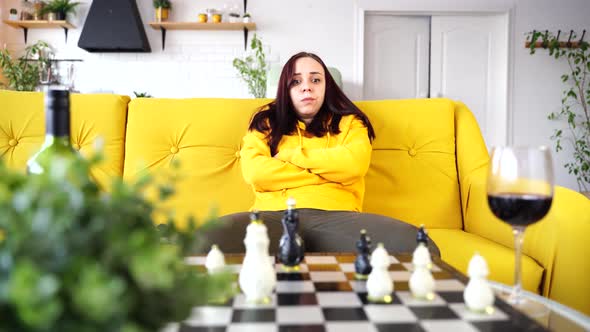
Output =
[{"x1": 155, "y1": 7, "x2": 169, "y2": 22}]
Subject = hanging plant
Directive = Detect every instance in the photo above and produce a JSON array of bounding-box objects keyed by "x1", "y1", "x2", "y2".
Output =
[{"x1": 528, "y1": 31, "x2": 590, "y2": 192}]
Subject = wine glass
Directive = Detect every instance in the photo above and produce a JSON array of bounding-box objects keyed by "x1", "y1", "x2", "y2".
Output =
[{"x1": 487, "y1": 146, "x2": 553, "y2": 312}]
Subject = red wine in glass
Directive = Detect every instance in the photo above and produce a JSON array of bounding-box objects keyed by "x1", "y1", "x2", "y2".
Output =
[
  {"x1": 487, "y1": 146, "x2": 553, "y2": 313},
  {"x1": 487, "y1": 193, "x2": 552, "y2": 227}
]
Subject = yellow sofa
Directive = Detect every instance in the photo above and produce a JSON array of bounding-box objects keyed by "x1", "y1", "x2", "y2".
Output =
[{"x1": 1, "y1": 90, "x2": 589, "y2": 315}]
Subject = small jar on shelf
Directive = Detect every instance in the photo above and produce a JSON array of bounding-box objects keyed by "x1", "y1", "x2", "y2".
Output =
[
  {"x1": 20, "y1": 0, "x2": 34, "y2": 20},
  {"x1": 228, "y1": 12, "x2": 240, "y2": 23},
  {"x1": 9, "y1": 8, "x2": 19, "y2": 20}
]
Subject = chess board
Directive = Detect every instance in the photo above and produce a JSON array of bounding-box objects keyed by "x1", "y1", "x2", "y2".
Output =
[{"x1": 175, "y1": 253, "x2": 548, "y2": 332}]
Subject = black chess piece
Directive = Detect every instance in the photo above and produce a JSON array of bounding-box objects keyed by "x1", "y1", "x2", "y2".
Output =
[
  {"x1": 354, "y1": 229, "x2": 372, "y2": 279},
  {"x1": 250, "y1": 210, "x2": 261, "y2": 223},
  {"x1": 416, "y1": 224, "x2": 429, "y2": 245},
  {"x1": 278, "y1": 197, "x2": 305, "y2": 269}
]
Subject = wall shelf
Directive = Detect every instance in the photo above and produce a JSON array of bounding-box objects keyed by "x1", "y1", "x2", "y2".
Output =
[
  {"x1": 148, "y1": 22, "x2": 257, "y2": 51},
  {"x1": 3, "y1": 20, "x2": 75, "y2": 44}
]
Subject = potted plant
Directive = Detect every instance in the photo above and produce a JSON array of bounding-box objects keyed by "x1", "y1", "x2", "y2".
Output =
[
  {"x1": 528, "y1": 31, "x2": 590, "y2": 194},
  {"x1": 134, "y1": 91, "x2": 153, "y2": 98},
  {"x1": 40, "y1": 0, "x2": 80, "y2": 21},
  {"x1": 242, "y1": 13, "x2": 251, "y2": 23},
  {"x1": 154, "y1": 0, "x2": 171, "y2": 22},
  {"x1": 0, "y1": 151, "x2": 235, "y2": 331},
  {"x1": 9, "y1": 8, "x2": 19, "y2": 20},
  {"x1": 232, "y1": 33, "x2": 267, "y2": 98},
  {"x1": 228, "y1": 12, "x2": 240, "y2": 23},
  {"x1": 0, "y1": 41, "x2": 53, "y2": 91}
]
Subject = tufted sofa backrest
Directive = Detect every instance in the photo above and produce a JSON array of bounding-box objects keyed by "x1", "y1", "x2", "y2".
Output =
[
  {"x1": 1, "y1": 92, "x2": 487, "y2": 230},
  {"x1": 124, "y1": 98, "x2": 271, "y2": 225},
  {"x1": 356, "y1": 99, "x2": 463, "y2": 229},
  {"x1": 0, "y1": 90, "x2": 129, "y2": 190}
]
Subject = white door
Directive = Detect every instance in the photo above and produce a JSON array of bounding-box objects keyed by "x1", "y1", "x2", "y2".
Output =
[
  {"x1": 430, "y1": 15, "x2": 508, "y2": 147},
  {"x1": 364, "y1": 15, "x2": 430, "y2": 100}
]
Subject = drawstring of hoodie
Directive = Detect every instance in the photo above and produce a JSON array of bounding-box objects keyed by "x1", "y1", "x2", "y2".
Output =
[{"x1": 296, "y1": 125, "x2": 303, "y2": 147}]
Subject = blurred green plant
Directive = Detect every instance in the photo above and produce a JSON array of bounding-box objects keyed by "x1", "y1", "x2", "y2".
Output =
[
  {"x1": 0, "y1": 152, "x2": 235, "y2": 331},
  {"x1": 233, "y1": 33, "x2": 267, "y2": 98},
  {"x1": 0, "y1": 41, "x2": 53, "y2": 91},
  {"x1": 528, "y1": 31, "x2": 590, "y2": 191}
]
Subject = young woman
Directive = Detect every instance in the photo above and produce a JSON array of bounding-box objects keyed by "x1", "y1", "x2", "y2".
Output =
[{"x1": 203, "y1": 52, "x2": 439, "y2": 255}]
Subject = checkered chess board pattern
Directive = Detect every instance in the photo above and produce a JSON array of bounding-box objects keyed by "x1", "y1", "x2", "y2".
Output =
[{"x1": 174, "y1": 254, "x2": 548, "y2": 332}]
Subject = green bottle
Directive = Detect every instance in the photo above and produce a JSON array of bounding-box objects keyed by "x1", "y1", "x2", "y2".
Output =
[{"x1": 27, "y1": 89, "x2": 76, "y2": 175}]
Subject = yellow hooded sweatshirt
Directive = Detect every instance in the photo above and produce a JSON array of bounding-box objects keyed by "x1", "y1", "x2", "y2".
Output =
[{"x1": 240, "y1": 114, "x2": 372, "y2": 211}]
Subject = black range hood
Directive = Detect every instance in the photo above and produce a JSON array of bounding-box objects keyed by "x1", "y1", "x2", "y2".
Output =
[{"x1": 78, "y1": 0, "x2": 151, "y2": 53}]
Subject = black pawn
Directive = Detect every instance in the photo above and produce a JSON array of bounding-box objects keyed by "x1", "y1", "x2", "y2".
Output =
[
  {"x1": 278, "y1": 198, "x2": 304, "y2": 268},
  {"x1": 354, "y1": 229, "x2": 372, "y2": 279},
  {"x1": 417, "y1": 224, "x2": 428, "y2": 245},
  {"x1": 250, "y1": 210, "x2": 261, "y2": 223}
]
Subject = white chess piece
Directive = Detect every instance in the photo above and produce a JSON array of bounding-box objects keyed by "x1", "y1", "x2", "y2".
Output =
[
  {"x1": 205, "y1": 244, "x2": 226, "y2": 274},
  {"x1": 238, "y1": 219, "x2": 276, "y2": 303},
  {"x1": 464, "y1": 253, "x2": 495, "y2": 312},
  {"x1": 366, "y1": 243, "x2": 393, "y2": 302},
  {"x1": 409, "y1": 243, "x2": 435, "y2": 299}
]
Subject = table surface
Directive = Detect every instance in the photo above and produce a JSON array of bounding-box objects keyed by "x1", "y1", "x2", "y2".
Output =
[{"x1": 163, "y1": 253, "x2": 589, "y2": 332}]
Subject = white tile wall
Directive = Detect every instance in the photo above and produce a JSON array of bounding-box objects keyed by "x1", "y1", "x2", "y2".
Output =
[{"x1": 2, "y1": 0, "x2": 590, "y2": 189}]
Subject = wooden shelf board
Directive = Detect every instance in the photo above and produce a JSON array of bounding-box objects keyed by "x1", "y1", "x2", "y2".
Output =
[
  {"x1": 3, "y1": 20, "x2": 75, "y2": 29},
  {"x1": 149, "y1": 22, "x2": 256, "y2": 31}
]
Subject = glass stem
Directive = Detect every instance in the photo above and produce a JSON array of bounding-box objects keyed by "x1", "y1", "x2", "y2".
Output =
[{"x1": 511, "y1": 226, "x2": 525, "y2": 304}]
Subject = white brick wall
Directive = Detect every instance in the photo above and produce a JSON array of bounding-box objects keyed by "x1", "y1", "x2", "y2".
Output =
[{"x1": 2, "y1": 0, "x2": 590, "y2": 189}]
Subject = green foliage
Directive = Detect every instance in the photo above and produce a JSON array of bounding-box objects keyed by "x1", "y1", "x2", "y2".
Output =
[
  {"x1": 133, "y1": 91, "x2": 153, "y2": 98},
  {"x1": 0, "y1": 41, "x2": 53, "y2": 91},
  {"x1": 0, "y1": 152, "x2": 235, "y2": 331},
  {"x1": 153, "y1": 0, "x2": 171, "y2": 9},
  {"x1": 233, "y1": 34, "x2": 267, "y2": 98},
  {"x1": 40, "y1": 0, "x2": 81, "y2": 15},
  {"x1": 528, "y1": 31, "x2": 590, "y2": 191}
]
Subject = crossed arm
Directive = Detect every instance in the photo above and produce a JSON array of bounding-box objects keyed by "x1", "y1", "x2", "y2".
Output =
[
  {"x1": 240, "y1": 130, "x2": 329, "y2": 192},
  {"x1": 274, "y1": 118, "x2": 372, "y2": 186}
]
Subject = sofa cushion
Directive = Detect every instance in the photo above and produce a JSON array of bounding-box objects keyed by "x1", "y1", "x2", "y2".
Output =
[
  {"x1": 124, "y1": 98, "x2": 271, "y2": 226},
  {"x1": 0, "y1": 90, "x2": 129, "y2": 190},
  {"x1": 355, "y1": 99, "x2": 463, "y2": 229},
  {"x1": 429, "y1": 228, "x2": 544, "y2": 293}
]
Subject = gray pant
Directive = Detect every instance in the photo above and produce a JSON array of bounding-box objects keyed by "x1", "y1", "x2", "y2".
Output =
[{"x1": 197, "y1": 209, "x2": 440, "y2": 256}]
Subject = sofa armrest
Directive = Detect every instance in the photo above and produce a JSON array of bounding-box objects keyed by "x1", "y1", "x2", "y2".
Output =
[{"x1": 463, "y1": 173, "x2": 590, "y2": 315}]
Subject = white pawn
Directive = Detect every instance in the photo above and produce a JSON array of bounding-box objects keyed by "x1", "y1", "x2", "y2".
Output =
[
  {"x1": 464, "y1": 253, "x2": 495, "y2": 312},
  {"x1": 239, "y1": 213, "x2": 276, "y2": 303},
  {"x1": 205, "y1": 244, "x2": 226, "y2": 274},
  {"x1": 409, "y1": 243, "x2": 435, "y2": 299},
  {"x1": 367, "y1": 243, "x2": 393, "y2": 302}
]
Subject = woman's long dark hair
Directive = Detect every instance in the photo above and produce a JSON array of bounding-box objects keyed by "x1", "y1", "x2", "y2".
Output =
[{"x1": 249, "y1": 52, "x2": 376, "y2": 156}]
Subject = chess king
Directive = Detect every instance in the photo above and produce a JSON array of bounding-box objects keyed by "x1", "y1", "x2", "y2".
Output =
[{"x1": 278, "y1": 197, "x2": 305, "y2": 270}]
